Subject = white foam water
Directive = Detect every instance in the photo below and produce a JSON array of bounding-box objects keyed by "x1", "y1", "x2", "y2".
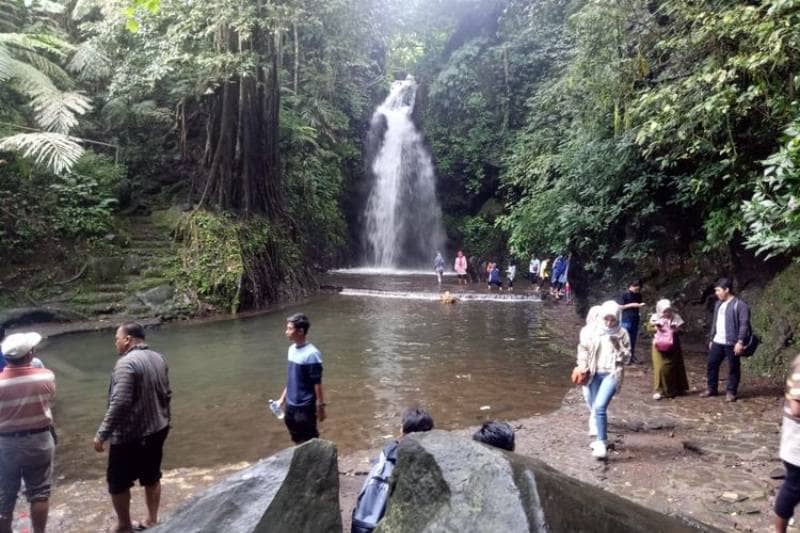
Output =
[{"x1": 339, "y1": 288, "x2": 541, "y2": 303}]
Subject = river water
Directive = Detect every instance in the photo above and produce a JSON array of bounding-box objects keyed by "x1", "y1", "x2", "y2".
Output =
[{"x1": 41, "y1": 273, "x2": 572, "y2": 481}]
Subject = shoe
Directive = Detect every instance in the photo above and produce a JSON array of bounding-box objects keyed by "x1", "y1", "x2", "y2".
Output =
[
  {"x1": 590, "y1": 440, "x2": 607, "y2": 460},
  {"x1": 725, "y1": 392, "x2": 737, "y2": 402},
  {"x1": 652, "y1": 392, "x2": 662, "y2": 400},
  {"x1": 699, "y1": 390, "x2": 717, "y2": 398}
]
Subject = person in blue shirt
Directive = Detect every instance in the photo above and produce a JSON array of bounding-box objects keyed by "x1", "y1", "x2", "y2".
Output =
[{"x1": 277, "y1": 313, "x2": 326, "y2": 444}]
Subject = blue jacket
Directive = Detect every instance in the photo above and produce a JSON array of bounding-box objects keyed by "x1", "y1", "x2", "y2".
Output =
[{"x1": 709, "y1": 297, "x2": 751, "y2": 345}]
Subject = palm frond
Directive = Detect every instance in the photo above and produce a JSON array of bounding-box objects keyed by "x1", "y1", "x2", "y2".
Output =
[
  {"x1": 31, "y1": 90, "x2": 92, "y2": 133},
  {"x1": 30, "y1": 0, "x2": 66, "y2": 15},
  {"x1": 0, "y1": 44, "x2": 14, "y2": 80},
  {"x1": 67, "y1": 40, "x2": 111, "y2": 80},
  {"x1": 0, "y1": 131, "x2": 84, "y2": 174},
  {"x1": 0, "y1": 32, "x2": 71, "y2": 58},
  {"x1": 16, "y1": 48, "x2": 72, "y2": 86},
  {"x1": 0, "y1": 0, "x2": 23, "y2": 33}
]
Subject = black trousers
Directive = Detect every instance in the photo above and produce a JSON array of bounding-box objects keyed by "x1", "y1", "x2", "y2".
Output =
[
  {"x1": 776, "y1": 461, "x2": 800, "y2": 520},
  {"x1": 707, "y1": 342, "x2": 740, "y2": 394},
  {"x1": 284, "y1": 404, "x2": 319, "y2": 444}
]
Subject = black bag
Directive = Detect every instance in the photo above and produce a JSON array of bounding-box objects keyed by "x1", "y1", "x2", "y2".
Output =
[
  {"x1": 741, "y1": 332, "x2": 761, "y2": 358},
  {"x1": 733, "y1": 300, "x2": 760, "y2": 357}
]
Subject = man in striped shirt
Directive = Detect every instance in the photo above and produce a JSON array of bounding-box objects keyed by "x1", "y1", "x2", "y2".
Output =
[
  {"x1": 0, "y1": 332, "x2": 56, "y2": 533},
  {"x1": 94, "y1": 322, "x2": 171, "y2": 532}
]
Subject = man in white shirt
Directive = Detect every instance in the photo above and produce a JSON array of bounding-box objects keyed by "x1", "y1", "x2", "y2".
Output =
[{"x1": 701, "y1": 278, "x2": 751, "y2": 402}]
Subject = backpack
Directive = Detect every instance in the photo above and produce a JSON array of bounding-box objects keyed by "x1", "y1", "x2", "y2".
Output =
[
  {"x1": 733, "y1": 300, "x2": 760, "y2": 358},
  {"x1": 351, "y1": 441, "x2": 399, "y2": 533}
]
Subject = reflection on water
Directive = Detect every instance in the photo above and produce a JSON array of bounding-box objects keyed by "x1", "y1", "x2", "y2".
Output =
[{"x1": 42, "y1": 288, "x2": 570, "y2": 481}]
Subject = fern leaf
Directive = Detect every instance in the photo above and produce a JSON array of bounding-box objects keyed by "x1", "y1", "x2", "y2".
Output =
[
  {"x1": 31, "y1": 90, "x2": 92, "y2": 133},
  {"x1": 67, "y1": 40, "x2": 111, "y2": 80},
  {"x1": 0, "y1": 131, "x2": 84, "y2": 174}
]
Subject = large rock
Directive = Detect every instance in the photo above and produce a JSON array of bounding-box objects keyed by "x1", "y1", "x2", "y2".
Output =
[
  {"x1": 0, "y1": 306, "x2": 87, "y2": 327},
  {"x1": 377, "y1": 431, "x2": 720, "y2": 533},
  {"x1": 137, "y1": 285, "x2": 175, "y2": 308},
  {"x1": 151, "y1": 439, "x2": 341, "y2": 533}
]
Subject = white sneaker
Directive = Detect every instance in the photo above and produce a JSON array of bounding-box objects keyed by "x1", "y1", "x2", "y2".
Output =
[
  {"x1": 591, "y1": 440, "x2": 607, "y2": 459},
  {"x1": 652, "y1": 392, "x2": 662, "y2": 400}
]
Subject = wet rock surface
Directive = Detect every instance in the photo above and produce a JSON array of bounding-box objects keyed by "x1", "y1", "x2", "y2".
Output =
[
  {"x1": 150, "y1": 439, "x2": 341, "y2": 533},
  {"x1": 377, "y1": 430, "x2": 718, "y2": 532}
]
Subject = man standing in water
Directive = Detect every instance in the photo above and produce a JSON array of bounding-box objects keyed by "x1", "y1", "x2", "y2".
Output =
[
  {"x1": 278, "y1": 313, "x2": 326, "y2": 444},
  {"x1": 94, "y1": 322, "x2": 171, "y2": 532}
]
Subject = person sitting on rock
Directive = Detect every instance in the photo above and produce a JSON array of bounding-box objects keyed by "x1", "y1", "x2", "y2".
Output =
[
  {"x1": 472, "y1": 420, "x2": 515, "y2": 451},
  {"x1": 440, "y1": 291, "x2": 458, "y2": 304},
  {"x1": 351, "y1": 407, "x2": 434, "y2": 533}
]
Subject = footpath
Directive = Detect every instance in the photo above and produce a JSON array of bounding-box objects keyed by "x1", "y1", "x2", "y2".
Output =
[{"x1": 13, "y1": 303, "x2": 790, "y2": 532}]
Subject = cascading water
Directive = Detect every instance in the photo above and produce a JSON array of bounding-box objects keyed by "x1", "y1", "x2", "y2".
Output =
[{"x1": 364, "y1": 76, "x2": 446, "y2": 269}]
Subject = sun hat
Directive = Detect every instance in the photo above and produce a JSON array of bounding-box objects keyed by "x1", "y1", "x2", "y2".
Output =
[{"x1": 1, "y1": 332, "x2": 42, "y2": 360}]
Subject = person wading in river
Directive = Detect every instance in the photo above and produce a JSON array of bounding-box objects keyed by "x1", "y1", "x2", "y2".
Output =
[
  {"x1": 277, "y1": 313, "x2": 326, "y2": 444},
  {"x1": 94, "y1": 322, "x2": 171, "y2": 532},
  {"x1": 0, "y1": 332, "x2": 55, "y2": 533}
]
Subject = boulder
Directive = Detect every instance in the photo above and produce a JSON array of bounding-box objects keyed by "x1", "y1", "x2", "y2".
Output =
[
  {"x1": 150, "y1": 439, "x2": 341, "y2": 533},
  {"x1": 138, "y1": 285, "x2": 175, "y2": 308},
  {"x1": 377, "y1": 431, "x2": 720, "y2": 533}
]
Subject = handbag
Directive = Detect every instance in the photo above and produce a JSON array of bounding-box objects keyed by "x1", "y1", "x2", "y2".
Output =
[
  {"x1": 740, "y1": 332, "x2": 760, "y2": 357},
  {"x1": 571, "y1": 366, "x2": 590, "y2": 386},
  {"x1": 654, "y1": 326, "x2": 674, "y2": 352}
]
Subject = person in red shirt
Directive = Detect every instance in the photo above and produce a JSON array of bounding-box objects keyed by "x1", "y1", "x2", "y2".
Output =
[{"x1": 0, "y1": 332, "x2": 56, "y2": 533}]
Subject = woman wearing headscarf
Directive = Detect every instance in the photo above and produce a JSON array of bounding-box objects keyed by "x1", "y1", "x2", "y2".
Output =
[
  {"x1": 649, "y1": 299, "x2": 689, "y2": 400},
  {"x1": 575, "y1": 300, "x2": 631, "y2": 459}
]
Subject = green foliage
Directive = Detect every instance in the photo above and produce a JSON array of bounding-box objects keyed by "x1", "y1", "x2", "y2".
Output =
[
  {"x1": 744, "y1": 118, "x2": 800, "y2": 258},
  {"x1": 0, "y1": 151, "x2": 123, "y2": 260},
  {"x1": 460, "y1": 214, "x2": 506, "y2": 260}
]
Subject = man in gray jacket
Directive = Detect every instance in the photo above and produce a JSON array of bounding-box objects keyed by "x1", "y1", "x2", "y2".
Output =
[
  {"x1": 94, "y1": 322, "x2": 171, "y2": 532},
  {"x1": 701, "y1": 278, "x2": 751, "y2": 402}
]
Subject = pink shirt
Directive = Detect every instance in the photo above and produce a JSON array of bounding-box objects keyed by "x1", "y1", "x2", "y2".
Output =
[
  {"x1": 0, "y1": 365, "x2": 56, "y2": 433},
  {"x1": 454, "y1": 256, "x2": 467, "y2": 275}
]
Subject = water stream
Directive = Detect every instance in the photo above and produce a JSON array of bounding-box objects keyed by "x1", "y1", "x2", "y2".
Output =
[{"x1": 41, "y1": 274, "x2": 570, "y2": 481}]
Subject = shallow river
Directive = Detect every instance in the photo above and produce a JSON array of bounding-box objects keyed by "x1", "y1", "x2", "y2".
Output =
[{"x1": 40, "y1": 273, "x2": 572, "y2": 480}]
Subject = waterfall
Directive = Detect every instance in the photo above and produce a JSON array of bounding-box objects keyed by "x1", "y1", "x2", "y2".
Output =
[{"x1": 364, "y1": 76, "x2": 446, "y2": 269}]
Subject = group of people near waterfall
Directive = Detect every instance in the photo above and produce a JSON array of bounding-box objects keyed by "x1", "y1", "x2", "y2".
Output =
[
  {"x1": 573, "y1": 277, "x2": 753, "y2": 461},
  {"x1": 433, "y1": 250, "x2": 570, "y2": 298}
]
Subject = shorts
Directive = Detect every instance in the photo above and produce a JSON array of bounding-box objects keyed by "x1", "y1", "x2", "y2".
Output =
[
  {"x1": 0, "y1": 430, "x2": 55, "y2": 514},
  {"x1": 107, "y1": 426, "x2": 170, "y2": 495},
  {"x1": 284, "y1": 404, "x2": 319, "y2": 444}
]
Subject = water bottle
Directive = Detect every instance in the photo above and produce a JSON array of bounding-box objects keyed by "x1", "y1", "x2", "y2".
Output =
[{"x1": 268, "y1": 399, "x2": 284, "y2": 420}]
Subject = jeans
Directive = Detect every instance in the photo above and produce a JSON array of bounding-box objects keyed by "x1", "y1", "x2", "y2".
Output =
[
  {"x1": 583, "y1": 372, "x2": 618, "y2": 442},
  {"x1": 621, "y1": 320, "x2": 639, "y2": 361},
  {"x1": 707, "y1": 342, "x2": 740, "y2": 394}
]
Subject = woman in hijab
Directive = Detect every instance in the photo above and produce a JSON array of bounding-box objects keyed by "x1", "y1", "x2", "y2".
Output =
[
  {"x1": 649, "y1": 299, "x2": 690, "y2": 400},
  {"x1": 575, "y1": 300, "x2": 631, "y2": 459}
]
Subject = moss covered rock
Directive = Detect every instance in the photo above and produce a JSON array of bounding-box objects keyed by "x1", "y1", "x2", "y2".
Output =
[{"x1": 746, "y1": 262, "x2": 800, "y2": 379}]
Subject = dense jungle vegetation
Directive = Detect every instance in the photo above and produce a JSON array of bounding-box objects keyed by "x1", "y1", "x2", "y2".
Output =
[{"x1": 1, "y1": 0, "x2": 798, "y2": 370}]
